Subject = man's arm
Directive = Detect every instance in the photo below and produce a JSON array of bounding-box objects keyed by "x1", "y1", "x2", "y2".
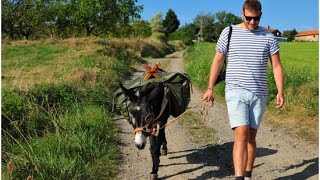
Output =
[
  {"x1": 270, "y1": 51, "x2": 285, "y2": 108},
  {"x1": 202, "y1": 50, "x2": 225, "y2": 102}
]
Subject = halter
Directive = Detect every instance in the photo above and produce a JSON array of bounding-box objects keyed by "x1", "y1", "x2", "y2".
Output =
[
  {"x1": 125, "y1": 85, "x2": 170, "y2": 137},
  {"x1": 134, "y1": 124, "x2": 160, "y2": 137}
]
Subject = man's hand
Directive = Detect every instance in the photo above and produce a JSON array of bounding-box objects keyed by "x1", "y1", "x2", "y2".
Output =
[
  {"x1": 276, "y1": 93, "x2": 285, "y2": 108},
  {"x1": 202, "y1": 89, "x2": 214, "y2": 102}
]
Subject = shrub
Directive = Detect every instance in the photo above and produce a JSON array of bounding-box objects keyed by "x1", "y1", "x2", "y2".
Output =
[
  {"x1": 151, "y1": 32, "x2": 167, "y2": 42},
  {"x1": 169, "y1": 31, "x2": 194, "y2": 45},
  {"x1": 28, "y1": 83, "x2": 86, "y2": 114}
]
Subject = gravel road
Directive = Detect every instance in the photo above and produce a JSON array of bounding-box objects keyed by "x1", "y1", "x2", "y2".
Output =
[{"x1": 115, "y1": 50, "x2": 318, "y2": 180}]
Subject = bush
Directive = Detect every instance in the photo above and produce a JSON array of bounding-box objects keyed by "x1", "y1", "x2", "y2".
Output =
[
  {"x1": 28, "y1": 83, "x2": 86, "y2": 114},
  {"x1": 169, "y1": 31, "x2": 194, "y2": 45},
  {"x1": 151, "y1": 32, "x2": 167, "y2": 42},
  {"x1": 2, "y1": 88, "x2": 30, "y2": 123}
]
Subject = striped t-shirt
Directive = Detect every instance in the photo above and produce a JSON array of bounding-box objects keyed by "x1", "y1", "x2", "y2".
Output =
[{"x1": 216, "y1": 25, "x2": 280, "y2": 96}]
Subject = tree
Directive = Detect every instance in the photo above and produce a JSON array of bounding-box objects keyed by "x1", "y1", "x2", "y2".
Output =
[
  {"x1": 179, "y1": 23, "x2": 199, "y2": 38},
  {"x1": 150, "y1": 12, "x2": 164, "y2": 33},
  {"x1": 193, "y1": 13, "x2": 215, "y2": 41},
  {"x1": 15, "y1": 0, "x2": 43, "y2": 40},
  {"x1": 130, "y1": 19, "x2": 152, "y2": 38},
  {"x1": 214, "y1": 11, "x2": 242, "y2": 40},
  {"x1": 162, "y1": 9, "x2": 180, "y2": 36},
  {"x1": 282, "y1": 29, "x2": 298, "y2": 42},
  {"x1": 169, "y1": 25, "x2": 195, "y2": 45},
  {"x1": 116, "y1": 0, "x2": 143, "y2": 37},
  {"x1": 0, "y1": 0, "x2": 149, "y2": 39},
  {"x1": 2, "y1": 0, "x2": 18, "y2": 39},
  {"x1": 70, "y1": 0, "x2": 109, "y2": 37}
]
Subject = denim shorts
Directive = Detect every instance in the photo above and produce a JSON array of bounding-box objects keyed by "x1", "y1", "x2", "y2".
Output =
[{"x1": 225, "y1": 88, "x2": 267, "y2": 129}]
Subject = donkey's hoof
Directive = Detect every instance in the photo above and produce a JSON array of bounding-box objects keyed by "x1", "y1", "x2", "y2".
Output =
[
  {"x1": 161, "y1": 148, "x2": 168, "y2": 156},
  {"x1": 150, "y1": 173, "x2": 158, "y2": 180}
]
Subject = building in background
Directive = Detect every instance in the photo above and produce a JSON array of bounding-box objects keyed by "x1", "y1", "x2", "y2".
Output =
[
  {"x1": 264, "y1": 26, "x2": 287, "y2": 42},
  {"x1": 294, "y1": 30, "x2": 319, "y2": 42},
  {"x1": 264, "y1": 26, "x2": 282, "y2": 37}
]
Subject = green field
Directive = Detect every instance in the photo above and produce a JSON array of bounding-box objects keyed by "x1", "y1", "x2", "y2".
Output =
[
  {"x1": 184, "y1": 42, "x2": 319, "y2": 142},
  {"x1": 280, "y1": 42, "x2": 318, "y2": 72}
]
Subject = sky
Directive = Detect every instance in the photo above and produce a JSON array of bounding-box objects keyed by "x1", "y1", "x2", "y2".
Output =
[{"x1": 136, "y1": 0, "x2": 319, "y2": 33}]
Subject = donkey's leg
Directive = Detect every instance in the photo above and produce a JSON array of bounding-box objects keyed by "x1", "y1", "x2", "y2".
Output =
[
  {"x1": 160, "y1": 128, "x2": 168, "y2": 156},
  {"x1": 149, "y1": 134, "x2": 162, "y2": 179},
  {"x1": 149, "y1": 129, "x2": 166, "y2": 179}
]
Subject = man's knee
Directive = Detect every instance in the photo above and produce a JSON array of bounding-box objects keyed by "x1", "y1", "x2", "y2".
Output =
[
  {"x1": 248, "y1": 128, "x2": 258, "y2": 143},
  {"x1": 234, "y1": 126, "x2": 250, "y2": 142}
]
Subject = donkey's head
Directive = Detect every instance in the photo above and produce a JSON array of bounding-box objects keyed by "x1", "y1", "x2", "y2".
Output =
[{"x1": 120, "y1": 82, "x2": 165, "y2": 150}]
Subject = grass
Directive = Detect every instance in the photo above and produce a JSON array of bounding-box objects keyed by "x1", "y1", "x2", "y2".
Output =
[
  {"x1": 2, "y1": 104, "x2": 120, "y2": 179},
  {"x1": 1, "y1": 43, "x2": 68, "y2": 73},
  {"x1": 179, "y1": 111, "x2": 219, "y2": 145},
  {"x1": 1, "y1": 37, "x2": 179, "y2": 179},
  {"x1": 184, "y1": 42, "x2": 318, "y2": 143},
  {"x1": 184, "y1": 42, "x2": 226, "y2": 96},
  {"x1": 280, "y1": 42, "x2": 318, "y2": 72}
]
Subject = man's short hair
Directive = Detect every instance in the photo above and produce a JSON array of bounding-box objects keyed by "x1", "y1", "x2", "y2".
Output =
[{"x1": 243, "y1": 0, "x2": 262, "y2": 12}]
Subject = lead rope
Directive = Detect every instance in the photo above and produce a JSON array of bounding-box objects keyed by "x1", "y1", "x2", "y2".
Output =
[
  {"x1": 160, "y1": 98, "x2": 214, "y2": 130},
  {"x1": 201, "y1": 97, "x2": 214, "y2": 121}
]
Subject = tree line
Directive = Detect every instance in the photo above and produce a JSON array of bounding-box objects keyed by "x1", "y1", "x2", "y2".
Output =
[
  {"x1": 2, "y1": 0, "x2": 143, "y2": 40},
  {"x1": 2, "y1": 0, "x2": 297, "y2": 41},
  {"x1": 0, "y1": 0, "x2": 241, "y2": 41}
]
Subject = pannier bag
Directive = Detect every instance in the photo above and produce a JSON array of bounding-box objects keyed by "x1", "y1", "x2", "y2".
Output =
[{"x1": 113, "y1": 68, "x2": 191, "y2": 118}]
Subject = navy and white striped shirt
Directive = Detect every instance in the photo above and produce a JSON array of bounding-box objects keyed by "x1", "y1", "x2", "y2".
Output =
[{"x1": 216, "y1": 25, "x2": 280, "y2": 96}]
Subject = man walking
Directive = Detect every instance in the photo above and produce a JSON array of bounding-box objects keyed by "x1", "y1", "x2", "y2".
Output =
[{"x1": 202, "y1": 0, "x2": 284, "y2": 179}]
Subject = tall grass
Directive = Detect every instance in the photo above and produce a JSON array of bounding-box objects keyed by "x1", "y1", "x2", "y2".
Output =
[
  {"x1": 184, "y1": 42, "x2": 318, "y2": 142},
  {"x1": 2, "y1": 103, "x2": 119, "y2": 179},
  {"x1": 2, "y1": 83, "x2": 121, "y2": 179},
  {"x1": 2, "y1": 37, "x2": 179, "y2": 179}
]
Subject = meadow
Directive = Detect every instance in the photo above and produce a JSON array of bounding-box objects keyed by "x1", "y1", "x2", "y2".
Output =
[
  {"x1": 184, "y1": 42, "x2": 319, "y2": 142},
  {"x1": 1, "y1": 38, "x2": 179, "y2": 179}
]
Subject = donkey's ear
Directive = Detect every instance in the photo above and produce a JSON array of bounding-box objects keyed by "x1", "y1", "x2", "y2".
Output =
[{"x1": 119, "y1": 83, "x2": 138, "y2": 102}]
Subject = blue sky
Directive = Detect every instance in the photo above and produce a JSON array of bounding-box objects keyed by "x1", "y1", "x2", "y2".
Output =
[{"x1": 137, "y1": 0, "x2": 319, "y2": 33}]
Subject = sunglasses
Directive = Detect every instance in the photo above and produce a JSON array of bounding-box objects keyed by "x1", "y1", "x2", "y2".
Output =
[{"x1": 244, "y1": 15, "x2": 261, "y2": 22}]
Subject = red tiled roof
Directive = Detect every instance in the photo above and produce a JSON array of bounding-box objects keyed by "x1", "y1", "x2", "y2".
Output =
[{"x1": 295, "y1": 30, "x2": 319, "y2": 37}]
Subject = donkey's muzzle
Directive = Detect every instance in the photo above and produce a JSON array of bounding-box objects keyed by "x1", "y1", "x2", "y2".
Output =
[{"x1": 135, "y1": 131, "x2": 147, "y2": 150}]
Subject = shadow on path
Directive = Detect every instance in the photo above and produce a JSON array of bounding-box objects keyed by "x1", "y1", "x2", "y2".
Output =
[
  {"x1": 161, "y1": 142, "x2": 277, "y2": 179},
  {"x1": 275, "y1": 157, "x2": 318, "y2": 180}
]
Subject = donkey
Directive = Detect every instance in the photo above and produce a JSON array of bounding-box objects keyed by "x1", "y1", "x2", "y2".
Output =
[{"x1": 119, "y1": 82, "x2": 171, "y2": 180}]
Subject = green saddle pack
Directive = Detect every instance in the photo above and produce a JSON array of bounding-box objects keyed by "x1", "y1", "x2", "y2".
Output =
[{"x1": 113, "y1": 69, "x2": 191, "y2": 118}]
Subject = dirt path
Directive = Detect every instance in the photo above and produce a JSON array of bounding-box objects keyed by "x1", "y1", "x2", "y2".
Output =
[{"x1": 115, "y1": 50, "x2": 318, "y2": 180}]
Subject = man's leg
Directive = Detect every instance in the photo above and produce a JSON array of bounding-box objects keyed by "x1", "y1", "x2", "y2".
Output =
[
  {"x1": 246, "y1": 128, "x2": 257, "y2": 171},
  {"x1": 233, "y1": 125, "x2": 250, "y2": 177}
]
